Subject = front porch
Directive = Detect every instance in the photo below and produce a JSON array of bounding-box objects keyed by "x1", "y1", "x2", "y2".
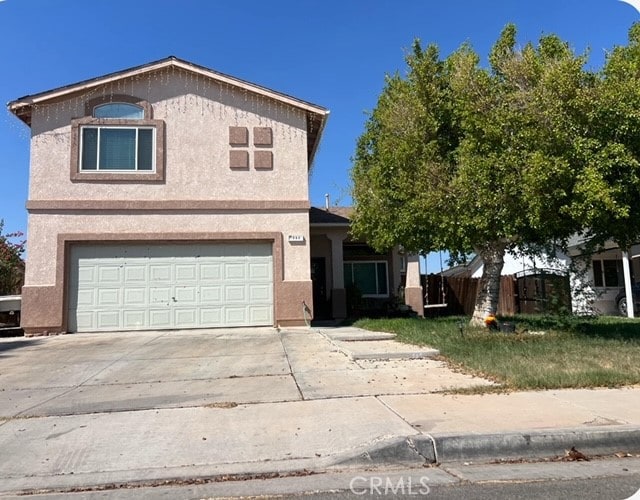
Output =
[{"x1": 309, "y1": 207, "x2": 423, "y2": 321}]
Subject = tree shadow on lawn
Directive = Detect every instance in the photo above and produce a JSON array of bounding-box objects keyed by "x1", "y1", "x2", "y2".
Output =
[
  {"x1": 572, "y1": 320, "x2": 640, "y2": 342},
  {"x1": 503, "y1": 314, "x2": 640, "y2": 343}
]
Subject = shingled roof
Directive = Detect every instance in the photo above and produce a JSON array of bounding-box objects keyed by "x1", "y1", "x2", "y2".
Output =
[{"x1": 309, "y1": 207, "x2": 352, "y2": 225}]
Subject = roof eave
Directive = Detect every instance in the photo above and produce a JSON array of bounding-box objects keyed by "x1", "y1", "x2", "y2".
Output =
[
  {"x1": 306, "y1": 110, "x2": 330, "y2": 168},
  {"x1": 8, "y1": 102, "x2": 32, "y2": 126},
  {"x1": 7, "y1": 56, "x2": 330, "y2": 139}
]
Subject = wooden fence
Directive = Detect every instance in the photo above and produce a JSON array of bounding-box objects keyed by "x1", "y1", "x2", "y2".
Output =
[
  {"x1": 516, "y1": 271, "x2": 572, "y2": 314},
  {"x1": 422, "y1": 274, "x2": 518, "y2": 317},
  {"x1": 421, "y1": 272, "x2": 570, "y2": 317}
]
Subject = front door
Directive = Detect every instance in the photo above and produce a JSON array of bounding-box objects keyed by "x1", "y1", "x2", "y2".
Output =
[{"x1": 311, "y1": 257, "x2": 329, "y2": 320}]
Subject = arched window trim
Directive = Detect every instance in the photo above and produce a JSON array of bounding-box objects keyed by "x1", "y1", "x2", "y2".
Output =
[
  {"x1": 93, "y1": 102, "x2": 145, "y2": 119},
  {"x1": 71, "y1": 94, "x2": 164, "y2": 182},
  {"x1": 83, "y1": 94, "x2": 153, "y2": 119}
]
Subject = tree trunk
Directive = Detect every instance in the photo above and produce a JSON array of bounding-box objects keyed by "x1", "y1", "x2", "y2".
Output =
[{"x1": 471, "y1": 242, "x2": 507, "y2": 326}]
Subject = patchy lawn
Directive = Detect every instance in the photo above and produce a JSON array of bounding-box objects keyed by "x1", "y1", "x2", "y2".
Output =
[{"x1": 353, "y1": 315, "x2": 640, "y2": 390}]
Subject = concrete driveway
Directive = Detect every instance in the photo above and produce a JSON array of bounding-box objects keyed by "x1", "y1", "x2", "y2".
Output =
[
  {"x1": 2, "y1": 328, "x2": 640, "y2": 496},
  {"x1": 0, "y1": 327, "x2": 486, "y2": 418},
  {"x1": 0, "y1": 327, "x2": 493, "y2": 494}
]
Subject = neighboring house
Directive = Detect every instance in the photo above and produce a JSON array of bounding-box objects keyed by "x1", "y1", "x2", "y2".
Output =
[
  {"x1": 443, "y1": 243, "x2": 640, "y2": 316},
  {"x1": 442, "y1": 252, "x2": 567, "y2": 279},
  {"x1": 569, "y1": 240, "x2": 640, "y2": 316},
  {"x1": 8, "y1": 57, "x2": 422, "y2": 335}
]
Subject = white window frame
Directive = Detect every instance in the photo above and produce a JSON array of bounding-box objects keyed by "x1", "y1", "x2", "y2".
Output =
[
  {"x1": 79, "y1": 125, "x2": 156, "y2": 173},
  {"x1": 344, "y1": 260, "x2": 389, "y2": 298}
]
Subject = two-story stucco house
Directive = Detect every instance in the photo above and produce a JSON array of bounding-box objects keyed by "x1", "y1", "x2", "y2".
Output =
[{"x1": 9, "y1": 57, "x2": 423, "y2": 335}]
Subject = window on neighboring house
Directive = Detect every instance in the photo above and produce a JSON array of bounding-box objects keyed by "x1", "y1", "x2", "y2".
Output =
[
  {"x1": 71, "y1": 97, "x2": 165, "y2": 181},
  {"x1": 592, "y1": 259, "x2": 623, "y2": 287},
  {"x1": 344, "y1": 261, "x2": 389, "y2": 297}
]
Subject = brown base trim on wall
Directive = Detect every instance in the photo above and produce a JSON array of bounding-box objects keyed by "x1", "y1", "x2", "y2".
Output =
[
  {"x1": 275, "y1": 280, "x2": 313, "y2": 326},
  {"x1": 277, "y1": 320, "x2": 309, "y2": 327},
  {"x1": 20, "y1": 285, "x2": 65, "y2": 334},
  {"x1": 23, "y1": 329, "x2": 67, "y2": 337}
]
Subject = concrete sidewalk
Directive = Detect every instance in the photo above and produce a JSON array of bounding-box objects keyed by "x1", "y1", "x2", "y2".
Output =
[{"x1": 1, "y1": 326, "x2": 639, "y2": 496}]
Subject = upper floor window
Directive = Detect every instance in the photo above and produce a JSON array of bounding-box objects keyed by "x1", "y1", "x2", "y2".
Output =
[
  {"x1": 81, "y1": 126, "x2": 154, "y2": 171},
  {"x1": 71, "y1": 95, "x2": 165, "y2": 182},
  {"x1": 80, "y1": 103, "x2": 152, "y2": 172}
]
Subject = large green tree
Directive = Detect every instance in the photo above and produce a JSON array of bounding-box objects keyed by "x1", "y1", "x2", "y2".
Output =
[
  {"x1": 569, "y1": 24, "x2": 640, "y2": 252},
  {"x1": 351, "y1": 24, "x2": 599, "y2": 324}
]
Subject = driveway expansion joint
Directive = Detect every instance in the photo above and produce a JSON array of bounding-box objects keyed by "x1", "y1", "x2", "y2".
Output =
[{"x1": 278, "y1": 329, "x2": 305, "y2": 401}]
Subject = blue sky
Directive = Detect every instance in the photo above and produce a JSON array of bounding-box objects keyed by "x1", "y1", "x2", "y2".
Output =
[{"x1": 0, "y1": 0, "x2": 637, "y2": 260}]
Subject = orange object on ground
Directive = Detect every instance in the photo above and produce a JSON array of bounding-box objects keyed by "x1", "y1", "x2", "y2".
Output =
[{"x1": 484, "y1": 314, "x2": 499, "y2": 330}]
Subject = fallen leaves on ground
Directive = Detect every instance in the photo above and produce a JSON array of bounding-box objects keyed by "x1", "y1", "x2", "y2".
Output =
[{"x1": 563, "y1": 446, "x2": 589, "y2": 461}]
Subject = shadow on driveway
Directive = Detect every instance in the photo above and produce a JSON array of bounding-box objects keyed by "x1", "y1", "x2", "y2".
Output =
[{"x1": 0, "y1": 338, "x2": 43, "y2": 357}]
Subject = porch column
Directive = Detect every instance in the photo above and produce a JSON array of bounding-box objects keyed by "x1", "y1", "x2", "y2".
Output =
[
  {"x1": 405, "y1": 253, "x2": 424, "y2": 317},
  {"x1": 328, "y1": 233, "x2": 347, "y2": 319},
  {"x1": 622, "y1": 251, "x2": 635, "y2": 318}
]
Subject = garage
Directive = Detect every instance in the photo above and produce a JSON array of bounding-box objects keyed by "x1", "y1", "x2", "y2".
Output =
[{"x1": 68, "y1": 243, "x2": 274, "y2": 332}]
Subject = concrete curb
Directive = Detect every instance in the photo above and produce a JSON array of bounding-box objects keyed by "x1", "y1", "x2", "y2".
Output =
[
  {"x1": 4, "y1": 428, "x2": 640, "y2": 495},
  {"x1": 330, "y1": 435, "x2": 437, "y2": 468},
  {"x1": 430, "y1": 426, "x2": 640, "y2": 463},
  {"x1": 332, "y1": 426, "x2": 640, "y2": 468}
]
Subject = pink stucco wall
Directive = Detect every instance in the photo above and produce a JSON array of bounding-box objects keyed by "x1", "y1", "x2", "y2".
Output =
[{"x1": 28, "y1": 68, "x2": 310, "y2": 203}]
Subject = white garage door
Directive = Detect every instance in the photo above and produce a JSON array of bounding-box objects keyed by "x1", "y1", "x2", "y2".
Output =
[{"x1": 68, "y1": 243, "x2": 273, "y2": 332}]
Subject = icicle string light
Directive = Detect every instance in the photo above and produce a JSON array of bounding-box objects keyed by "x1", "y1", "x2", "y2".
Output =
[{"x1": 22, "y1": 65, "x2": 311, "y2": 151}]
